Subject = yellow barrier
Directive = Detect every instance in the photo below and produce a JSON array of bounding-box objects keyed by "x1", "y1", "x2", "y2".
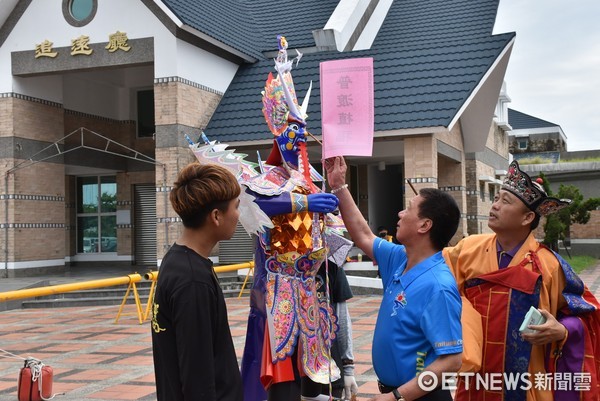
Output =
[
  {"x1": 142, "y1": 271, "x2": 158, "y2": 322},
  {"x1": 143, "y1": 261, "x2": 255, "y2": 301},
  {"x1": 143, "y1": 261, "x2": 255, "y2": 299},
  {"x1": 237, "y1": 265, "x2": 254, "y2": 298},
  {"x1": 141, "y1": 261, "x2": 254, "y2": 323},
  {"x1": 213, "y1": 261, "x2": 254, "y2": 273},
  {"x1": 0, "y1": 261, "x2": 255, "y2": 325},
  {"x1": 114, "y1": 278, "x2": 146, "y2": 325},
  {"x1": 144, "y1": 271, "x2": 159, "y2": 281},
  {"x1": 0, "y1": 274, "x2": 144, "y2": 302}
]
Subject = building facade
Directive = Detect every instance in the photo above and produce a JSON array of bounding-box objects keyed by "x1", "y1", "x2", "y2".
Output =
[
  {"x1": 0, "y1": 0, "x2": 244, "y2": 276},
  {"x1": 508, "y1": 110, "x2": 600, "y2": 256},
  {"x1": 0, "y1": 0, "x2": 516, "y2": 276}
]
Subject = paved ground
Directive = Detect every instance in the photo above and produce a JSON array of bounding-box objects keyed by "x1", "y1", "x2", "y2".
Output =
[{"x1": 0, "y1": 261, "x2": 598, "y2": 401}]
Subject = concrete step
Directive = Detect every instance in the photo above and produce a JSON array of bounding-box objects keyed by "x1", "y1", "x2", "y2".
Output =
[
  {"x1": 343, "y1": 261, "x2": 383, "y2": 296},
  {"x1": 21, "y1": 289, "x2": 249, "y2": 309},
  {"x1": 32, "y1": 286, "x2": 152, "y2": 299}
]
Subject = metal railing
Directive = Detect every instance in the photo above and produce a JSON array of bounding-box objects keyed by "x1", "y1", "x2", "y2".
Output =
[
  {"x1": 0, "y1": 274, "x2": 145, "y2": 303},
  {"x1": 0, "y1": 261, "x2": 255, "y2": 324}
]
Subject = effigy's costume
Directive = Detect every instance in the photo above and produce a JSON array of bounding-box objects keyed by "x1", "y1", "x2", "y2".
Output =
[
  {"x1": 443, "y1": 161, "x2": 600, "y2": 401},
  {"x1": 189, "y1": 36, "x2": 352, "y2": 401}
]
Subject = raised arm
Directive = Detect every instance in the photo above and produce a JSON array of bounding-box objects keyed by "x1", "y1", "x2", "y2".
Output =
[
  {"x1": 324, "y1": 156, "x2": 376, "y2": 260},
  {"x1": 250, "y1": 189, "x2": 339, "y2": 216}
]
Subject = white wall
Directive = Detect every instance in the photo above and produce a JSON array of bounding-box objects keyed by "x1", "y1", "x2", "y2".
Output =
[
  {"x1": 0, "y1": 0, "x2": 239, "y2": 100},
  {"x1": 175, "y1": 38, "x2": 238, "y2": 94},
  {"x1": 12, "y1": 75, "x2": 64, "y2": 103}
]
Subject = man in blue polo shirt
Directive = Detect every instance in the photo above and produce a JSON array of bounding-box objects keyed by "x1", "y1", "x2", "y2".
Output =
[{"x1": 325, "y1": 156, "x2": 463, "y2": 401}]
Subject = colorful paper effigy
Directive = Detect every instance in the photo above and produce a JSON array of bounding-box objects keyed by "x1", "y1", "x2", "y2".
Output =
[{"x1": 189, "y1": 36, "x2": 353, "y2": 399}]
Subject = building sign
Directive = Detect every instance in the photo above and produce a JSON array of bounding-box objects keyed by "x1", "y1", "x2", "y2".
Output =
[{"x1": 34, "y1": 31, "x2": 131, "y2": 59}]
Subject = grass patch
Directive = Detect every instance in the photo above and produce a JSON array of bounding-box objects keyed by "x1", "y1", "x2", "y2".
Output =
[
  {"x1": 516, "y1": 157, "x2": 553, "y2": 165},
  {"x1": 560, "y1": 157, "x2": 600, "y2": 163},
  {"x1": 561, "y1": 254, "x2": 598, "y2": 274}
]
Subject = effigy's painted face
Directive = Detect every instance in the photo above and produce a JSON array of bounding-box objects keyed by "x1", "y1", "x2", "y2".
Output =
[{"x1": 277, "y1": 118, "x2": 307, "y2": 165}]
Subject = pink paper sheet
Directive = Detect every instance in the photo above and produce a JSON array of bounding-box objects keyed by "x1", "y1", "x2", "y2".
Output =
[{"x1": 320, "y1": 57, "x2": 374, "y2": 159}]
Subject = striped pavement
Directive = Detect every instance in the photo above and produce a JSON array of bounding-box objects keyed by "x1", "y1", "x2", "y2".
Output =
[{"x1": 0, "y1": 261, "x2": 598, "y2": 401}]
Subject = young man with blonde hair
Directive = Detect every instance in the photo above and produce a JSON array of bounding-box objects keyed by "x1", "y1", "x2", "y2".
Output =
[{"x1": 151, "y1": 162, "x2": 243, "y2": 401}]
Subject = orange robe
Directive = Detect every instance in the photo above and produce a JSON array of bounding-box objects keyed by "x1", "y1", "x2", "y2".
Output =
[{"x1": 444, "y1": 233, "x2": 567, "y2": 401}]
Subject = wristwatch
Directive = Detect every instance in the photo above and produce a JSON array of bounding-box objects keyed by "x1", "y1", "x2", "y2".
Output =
[{"x1": 392, "y1": 388, "x2": 405, "y2": 401}]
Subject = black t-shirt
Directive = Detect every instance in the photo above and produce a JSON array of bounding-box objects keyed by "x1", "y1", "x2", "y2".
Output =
[
  {"x1": 151, "y1": 244, "x2": 243, "y2": 401},
  {"x1": 316, "y1": 261, "x2": 353, "y2": 304}
]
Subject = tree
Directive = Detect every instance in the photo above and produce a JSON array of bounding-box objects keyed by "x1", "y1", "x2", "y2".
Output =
[{"x1": 540, "y1": 172, "x2": 600, "y2": 252}]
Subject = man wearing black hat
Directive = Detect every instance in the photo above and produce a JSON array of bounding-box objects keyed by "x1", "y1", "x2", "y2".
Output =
[{"x1": 444, "y1": 160, "x2": 600, "y2": 401}]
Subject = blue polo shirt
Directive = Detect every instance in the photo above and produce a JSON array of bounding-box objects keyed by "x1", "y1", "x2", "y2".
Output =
[{"x1": 371, "y1": 238, "x2": 462, "y2": 387}]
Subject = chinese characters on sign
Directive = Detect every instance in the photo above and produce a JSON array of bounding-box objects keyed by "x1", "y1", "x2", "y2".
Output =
[
  {"x1": 71, "y1": 35, "x2": 93, "y2": 55},
  {"x1": 320, "y1": 57, "x2": 374, "y2": 159},
  {"x1": 34, "y1": 40, "x2": 58, "y2": 58},
  {"x1": 105, "y1": 31, "x2": 131, "y2": 52},
  {"x1": 34, "y1": 31, "x2": 131, "y2": 59}
]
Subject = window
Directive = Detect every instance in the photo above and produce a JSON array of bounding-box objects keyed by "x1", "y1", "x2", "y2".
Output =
[
  {"x1": 137, "y1": 90, "x2": 155, "y2": 138},
  {"x1": 70, "y1": 0, "x2": 94, "y2": 21},
  {"x1": 489, "y1": 185, "x2": 496, "y2": 202},
  {"x1": 62, "y1": 0, "x2": 97, "y2": 27},
  {"x1": 77, "y1": 176, "x2": 117, "y2": 253},
  {"x1": 479, "y1": 182, "x2": 486, "y2": 202},
  {"x1": 518, "y1": 139, "x2": 528, "y2": 150}
]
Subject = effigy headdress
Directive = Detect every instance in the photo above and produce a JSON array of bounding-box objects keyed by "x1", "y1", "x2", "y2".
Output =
[{"x1": 262, "y1": 35, "x2": 311, "y2": 137}]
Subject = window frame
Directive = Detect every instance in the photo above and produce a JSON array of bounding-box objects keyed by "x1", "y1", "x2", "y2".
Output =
[
  {"x1": 76, "y1": 175, "x2": 117, "y2": 254},
  {"x1": 518, "y1": 139, "x2": 528, "y2": 150},
  {"x1": 62, "y1": 0, "x2": 97, "y2": 27}
]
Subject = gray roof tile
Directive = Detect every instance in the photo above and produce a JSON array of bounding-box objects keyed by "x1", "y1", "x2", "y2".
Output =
[
  {"x1": 249, "y1": 0, "x2": 339, "y2": 51},
  {"x1": 205, "y1": 33, "x2": 514, "y2": 142},
  {"x1": 160, "y1": 0, "x2": 264, "y2": 59},
  {"x1": 183, "y1": 0, "x2": 515, "y2": 143},
  {"x1": 508, "y1": 108, "x2": 559, "y2": 130},
  {"x1": 161, "y1": 0, "x2": 340, "y2": 59}
]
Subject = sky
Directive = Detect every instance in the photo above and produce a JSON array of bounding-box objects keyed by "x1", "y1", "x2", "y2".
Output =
[{"x1": 493, "y1": 0, "x2": 600, "y2": 151}]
